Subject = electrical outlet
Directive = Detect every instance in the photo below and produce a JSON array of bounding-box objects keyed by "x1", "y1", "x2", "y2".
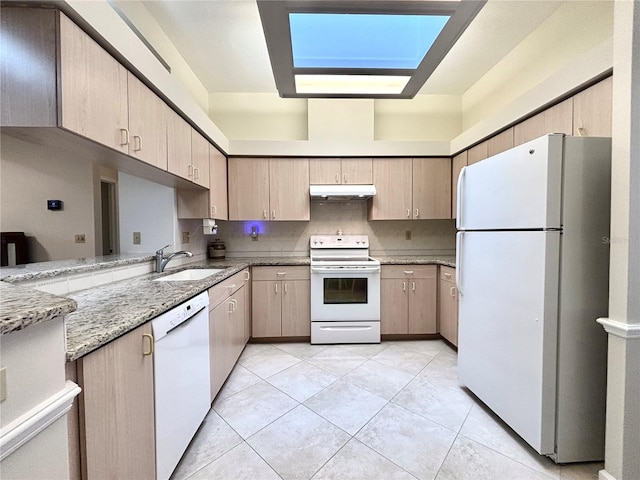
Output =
[
  {"x1": 74, "y1": 234, "x2": 86, "y2": 244},
  {"x1": 405, "y1": 230, "x2": 412, "y2": 241},
  {"x1": 133, "y1": 232, "x2": 141, "y2": 245},
  {"x1": 181, "y1": 231, "x2": 190, "y2": 243}
]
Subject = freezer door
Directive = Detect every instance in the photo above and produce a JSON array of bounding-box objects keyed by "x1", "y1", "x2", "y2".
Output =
[
  {"x1": 457, "y1": 134, "x2": 564, "y2": 230},
  {"x1": 456, "y1": 230, "x2": 560, "y2": 456}
]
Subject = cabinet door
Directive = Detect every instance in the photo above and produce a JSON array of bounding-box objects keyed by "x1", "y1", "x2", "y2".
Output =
[
  {"x1": 251, "y1": 280, "x2": 282, "y2": 337},
  {"x1": 59, "y1": 14, "x2": 128, "y2": 153},
  {"x1": 231, "y1": 287, "x2": 247, "y2": 361},
  {"x1": 282, "y1": 279, "x2": 310, "y2": 336},
  {"x1": 127, "y1": 73, "x2": 167, "y2": 170},
  {"x1": 380, "y1": 278, "x2": 409, "y2": 334},
  {"x1": 228, "y1": 158, "x2": 270, "y2": 220},
  {"x1": 408, "y1": 277, "x2": 437, "y2": 334},
  {"x1": 210, "y1": 145, "x2": 228, "y2": 220},
  {"x1": 342, "y1": 158, "x2": 372, "y2": 184},
  {"x1": 412, "y1": 158, "x2": 451, "y2": 219},
  {"x1": 191, "y1": 129, "x2": 210, "y2": 188},
  {"x1": 487, "y1": 128, "x2": 514, "y2": 158},
  {"x1": 439, "y1": 275, "x2": 458, "y2": 346},
  {"x1": 79, "y1": 323, "x2": 155, "y2": 479},
  {"x1": 269, "y1": 158, "x2": 310, "y2": 221},
  {"x1": 167, "y1": 109, "x2": 193, "y2": 181},
  {"x1": 573, "y1": 77, "x2": 612, "y2": 137},
  {"x1": 310, "y1": 158, "x2": 341, "y2": 184},
  {"x1": 452, "y1": 152, "x2": 468, "y2": 220},
  {"x1": 210, "y1": 300, "x2": 231, "y2": 400},
  {"x1": 514, "y1": 98, "x2": 573, "y2": 146},
  {"x1": 369, "y1": 158, "x2": 412, "y2": 220},
  {"x1": 467, "y1": 141, "x2": 488, "y2": 165}
]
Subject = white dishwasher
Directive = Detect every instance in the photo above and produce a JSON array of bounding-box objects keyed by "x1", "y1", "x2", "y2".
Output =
[{"x1": 151, "y1": 291, "x2": 210, "y2": 480}]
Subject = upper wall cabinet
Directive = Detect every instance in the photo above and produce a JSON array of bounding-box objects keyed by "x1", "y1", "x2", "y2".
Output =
[
  {"x1": 309, "y1": 158, "x2": 372, "y2": 185},
  {"x1": 451, "y1": 151, "x2": 468, "y2": 219},
  {"x1": 228, "y1": 158, "x2": 309, "y2": 221},
  {"x1": 369, "y1": 158, "x2": 451, "y2": 220},
  {"x1": 514, "y1": 97, "x2": 573, "y2": 146},
  {"x1": 573, "y1": 76, "x2": 612, "y2": 137}
]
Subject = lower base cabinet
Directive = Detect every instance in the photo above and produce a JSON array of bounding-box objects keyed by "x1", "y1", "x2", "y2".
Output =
[
  {"x1": 381, "y1": 265, "x2": 437, "y2": 335},
  {"x1": 77, "y1": 323, "x2": 156, "y2": 480},
  {"x1": 438, "y1": 266, "x2": 458, "y2": 346},
  {"x1": 252, "y1": 266, "x2": 310, "y2": 338},
  {"x1": 209, "y1": 268, "x2": 250, "y2": 400}
]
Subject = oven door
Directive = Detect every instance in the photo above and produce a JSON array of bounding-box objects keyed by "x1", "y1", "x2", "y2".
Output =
[{"x1": 310, "y1": 266, "x2": 380, "y2": 322}]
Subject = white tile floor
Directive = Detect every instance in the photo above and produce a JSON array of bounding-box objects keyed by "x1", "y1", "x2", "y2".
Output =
[{"x1": 171, "y1": 340, "x2": 603, "y2": 480}]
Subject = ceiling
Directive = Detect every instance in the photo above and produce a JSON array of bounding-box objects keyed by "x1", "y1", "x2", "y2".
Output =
[{"x1": 137, "y1": 0, "x2": 565, "y2": 97}]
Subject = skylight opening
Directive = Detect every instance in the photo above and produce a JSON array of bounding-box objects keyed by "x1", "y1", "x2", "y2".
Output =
[
  {"x1": 295, "y1": 74, "x2": 411, "y2": 95},
  {"x1": 289, "y1": 13, "x2": 450, "y2": 70}
]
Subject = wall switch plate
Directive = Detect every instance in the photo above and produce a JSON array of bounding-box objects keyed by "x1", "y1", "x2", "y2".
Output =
[
  {"x1": 74, "y1": 234, "x2": 86, "y2": 243},
  {"x1": 181, "y1": 231, "x2": 190, "y2": 243},
  {"x1": 133, "y1": 232, "x2": 141, "y2": 245},
  {"x1": 405, "y1": 230, "x2": 412, "y2": 240},
  {"x1": 0, "y1": 367, "x2": 7, "y2": 402}
]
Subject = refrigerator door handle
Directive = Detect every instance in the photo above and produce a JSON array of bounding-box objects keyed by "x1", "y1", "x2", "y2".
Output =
[
  {"x1": 456, "y1": 232, "x2": 463, "y2": 295},
  {"x1": 456, "y1": 166, "x2": 466, "y2": 229}
]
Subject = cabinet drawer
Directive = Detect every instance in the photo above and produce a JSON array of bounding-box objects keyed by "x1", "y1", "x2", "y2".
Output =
[
  {"x1": 252, "y1": 266, "x2": 309, "y2": 281},
  {"x1": 209, "y1": 269, "x2": 248, "y2": 309},
  {"x1": 440, "y1": 266, "x2": 456, "y2": 283},
  {"x1": 381, "y1": 265, "x2": 437, "y2": 279}
]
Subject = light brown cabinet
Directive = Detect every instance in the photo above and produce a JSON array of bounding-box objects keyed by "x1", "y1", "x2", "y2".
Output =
[
  {"x1": 77, "y1": 323, "x2": 155, "y2": 480},
  {"x1": 369, "y1": 158, "x2": 451, "y2": 220},
  {"x1": 176, "y1": 144, "x2": 228, "y2": 219},
  {"x1": 167, "y1": 112, "x2": 210, "y2": 188},
  {"x1": 573, "y1": 76, "x2": 613, "y2": 137},
  {"x1": 487, "y1": 128, "x2": 514, "y2": 157},
  {"x1": 127, "y1": 72, "x2": 168, "y2": 170},
  {"x1": 467, "y1": 142, "x2": 488, "y2": 165},
  {"x1": 252, "y1": 266, "x2": 310, "y2": 338},
  {"x1": 438, "y1": 266, "x2": 458, "y2": 347},
  {"x1": 228, "y1": 158, "x2": 310, "y2": 221},
  {"x1": 309, "y1": 158, "x2": 372, "y2": 184},
  {"x1": 514, "y1": 97, "x2": 573, "y2": 146},
  {"x1": 209, "y1": 270, "x2": 249, "y2": 400},
  {"x1": 380, "y1": 265, "x2": 437, "y2": 335}
]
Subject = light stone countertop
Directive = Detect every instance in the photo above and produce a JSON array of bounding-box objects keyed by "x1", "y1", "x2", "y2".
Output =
[
  {"x1": 0, "y1": 282, "x2": 77, "y2": 335},
  {"x1": 1, "y1": 253, "x2": 454, "y2": 361}
]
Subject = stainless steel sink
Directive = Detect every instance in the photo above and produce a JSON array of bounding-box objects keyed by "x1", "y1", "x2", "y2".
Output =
[{"x1": 154, "y1": 268, "x2": 224, "y2": 282}]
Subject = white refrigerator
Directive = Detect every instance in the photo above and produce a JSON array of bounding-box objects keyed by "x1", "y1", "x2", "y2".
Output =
[{"x1": 456, "y1": 134, "x2": 611, "y2": 463}]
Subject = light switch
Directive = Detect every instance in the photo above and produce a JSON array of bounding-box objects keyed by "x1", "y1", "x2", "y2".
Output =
[{"x1": 133, "y1": 232, "x2": 141, "y2": 245}]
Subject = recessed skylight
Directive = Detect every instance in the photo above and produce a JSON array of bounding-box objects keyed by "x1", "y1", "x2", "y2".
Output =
[
  {"x1": 289, "y1": 13, "x2": 450, "y2": 70},
  {"x1": 257, "y1": 1, "x2": 487, "y2": 98}
]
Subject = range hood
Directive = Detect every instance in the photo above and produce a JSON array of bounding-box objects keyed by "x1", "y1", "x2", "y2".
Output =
[{"x1": 310, "y1": 184, "x2": 376, "y2": 201}]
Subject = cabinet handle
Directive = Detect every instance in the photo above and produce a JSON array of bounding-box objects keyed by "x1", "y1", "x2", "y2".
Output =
[
  {"x1": 577, "y1": 127, "x2": 586, "y2": 136},
  {"x1": 263, "y1": 210, "x2": 268, "y2": 220},
  {"x1": 232, "y1": 299, "x2": 238, "y2": 312},
  {"x1": 272, "y1": 209, "x2": 276, "y2": 219},
  {"x1": 415, "y1": 208, "x2": 419, "y2": 218},
  {"x1": 275, "y1": 283, "x2": 278, "y2": 294},
  {"x1": 120, "y1": 128, "x2": 129, "y2": 146},
  {"x1": 212, "y1": 205, "x2": 217, "y2": 215},
  {"x1": 411, "y1": 281, "x2": 416, "y2": 292},
  {"x1": 228, "y1": 300, "x2": 234, "y2": 313},
  {"x1": 335, "y1": 173, "x2": 340, "y2": 183},
  {"x1": 406, "y1": 209, "x2": 411, "y2": 218},
  {"x1": 210, "y1": 206, "x2": 215, "y2": 218},
  {"x1": 277, "y1": 272, "x2": 286, "y2": 276},
  {"x1": 450, "y1": 286, "x2": 457, "y2": 297},
  {"x1": 188, "y1": 164, "x2": 194, "y2": 178},
  {"x1": 194, "y1": 167, "x2": 200, "y2": 180},
  {"x1": 402, "y1": 281, "x2": 406, "y2": 292},
  {"x1": 343, "y1": 173, "x2": 347, "y2": 183},
  {"x1": 404, "y1": 270, "x2": 414, "y2": 275},
  {"x1": 444, "y1": 272, "x2": 452, "y2": 279},
  {"x1": 227, "y1": 283, "x2": 236, "y2": 292},
  {"x1": 142, "y1": 333, "x2": 154, "y2": 356},
  {"x1": 245, "y1": 270, "x2": 250, "y2": 281},
  {"x1": 284, "y1": 283, "x2": 288, "y2": 293},
  {"x1": 133, "y1": 135, "x2": 142, "y2": 152}
]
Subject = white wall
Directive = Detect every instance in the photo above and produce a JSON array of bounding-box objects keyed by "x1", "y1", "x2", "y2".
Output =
[{"x1": 0, "y1": 134, "x2": 95, "y2": 262}]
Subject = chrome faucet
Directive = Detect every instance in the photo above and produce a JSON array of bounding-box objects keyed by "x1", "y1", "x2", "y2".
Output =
[{"x1": 155, "y1": 244, "x2": 193, "y2": 272}]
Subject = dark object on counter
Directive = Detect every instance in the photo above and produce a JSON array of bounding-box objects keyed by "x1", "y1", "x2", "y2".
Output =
[
  {"x1": 208, "y1": 239, "x2": 225, "y2": 259},
  {"x1": 1, "y1": 232, "x2": 28, "y2": 266}
]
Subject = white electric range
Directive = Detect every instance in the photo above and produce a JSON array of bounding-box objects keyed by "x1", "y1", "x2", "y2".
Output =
[{"x1": 309, "y1": 235, "x2": 381, "y2": 344}]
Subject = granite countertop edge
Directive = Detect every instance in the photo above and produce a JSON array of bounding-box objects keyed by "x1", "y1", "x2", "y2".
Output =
[{"x1": 1, "y1": 254, "x2": 455, "y2": 361}]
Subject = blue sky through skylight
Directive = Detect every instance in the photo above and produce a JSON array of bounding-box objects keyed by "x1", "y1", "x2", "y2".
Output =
[{"x1": 289, "y1": 13, "x2": 450, "y2": 69}]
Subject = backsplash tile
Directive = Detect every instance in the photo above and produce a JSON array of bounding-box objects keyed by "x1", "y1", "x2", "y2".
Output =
[{"x1": 213, "y1": 202, "x2": 456, "y2": 257}]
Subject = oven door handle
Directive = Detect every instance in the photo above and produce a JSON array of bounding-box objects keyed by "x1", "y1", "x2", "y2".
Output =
[{"x1": 311, "y1": 266, "x2": 380, "y2": 273}]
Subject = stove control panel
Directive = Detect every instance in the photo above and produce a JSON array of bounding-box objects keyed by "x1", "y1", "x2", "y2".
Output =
[{"x1": 310, "y1": 235, "x2": 369, "y2": 248}]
